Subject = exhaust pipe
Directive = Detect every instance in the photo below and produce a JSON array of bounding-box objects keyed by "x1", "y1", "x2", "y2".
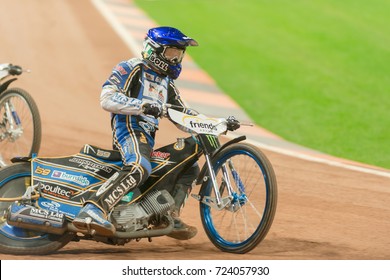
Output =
[
  {"x1": 6, "y1": 203, "x2": 174, "y2": 238},
  {"x1": 6, "y1": 203, "x2": 67, "y2": 235}
]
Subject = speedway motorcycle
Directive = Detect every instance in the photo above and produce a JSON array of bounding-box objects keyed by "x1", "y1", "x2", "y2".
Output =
[
  {"x1": 0, "y1": 105, "x2": 277, "y2": 254},
  {"x1": 0, "y1": 63, "x2": 41, "y2": 167}
]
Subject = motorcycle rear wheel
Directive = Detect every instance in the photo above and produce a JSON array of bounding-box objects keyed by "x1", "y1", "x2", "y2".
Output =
[
  {"x1": 0, "y1": 163, "x2": 73, "y2": 255},
  {"x1": 199, "y1": 143, "x2": 277, "y2": 254}
]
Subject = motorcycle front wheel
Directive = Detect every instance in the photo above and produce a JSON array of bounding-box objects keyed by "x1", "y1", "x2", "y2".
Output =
[
  {"x1": 0, "y1": 163, "x2": 73, "y2": 255},
  {"x1": 199, "y1": 143, "x2": 277, "y2": 254},
  {"x1": 0, "y1": 88, "x2": 41, "y2": 167}
]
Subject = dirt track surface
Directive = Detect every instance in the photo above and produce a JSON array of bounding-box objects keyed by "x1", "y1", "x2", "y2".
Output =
[{"x1": 1, "y1": 0, "x2": 389, "y2": 260}]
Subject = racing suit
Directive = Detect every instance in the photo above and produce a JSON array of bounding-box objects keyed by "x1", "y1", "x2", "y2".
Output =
[{"x1": 85, "y1": 58, "x2": 198, "y2": 221}]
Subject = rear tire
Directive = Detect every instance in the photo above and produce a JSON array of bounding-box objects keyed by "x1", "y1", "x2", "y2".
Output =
[{"x1": 0, "y1": 163, "x2": 73, "y2": 255}]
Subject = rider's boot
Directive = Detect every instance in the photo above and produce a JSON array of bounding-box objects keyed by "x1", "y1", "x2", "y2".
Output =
[
  {"x1": 71, "y1": 204, "x2": 114, "y2": 236},
  {"x1": 167, "y1": 164, "x2": 199, "y2": 240},
  {"x1": 168, "y1": 183, "x2": 198, "y2": 240},
  {"x1": 73, "y1": 164, "x2": 144, "y2": 236}
]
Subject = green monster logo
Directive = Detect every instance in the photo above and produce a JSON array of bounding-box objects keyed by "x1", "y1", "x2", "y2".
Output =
[{"x1": 206, "y1": 135, "x2": 219, "y2": 149}]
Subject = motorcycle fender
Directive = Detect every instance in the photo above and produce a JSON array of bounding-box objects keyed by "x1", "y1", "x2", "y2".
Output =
[
  {"x1": 0, "y1": 78, "x2": 17, "y2": 94},
  {"x1": 196, "y1": 135, "x2": 246, "y2": 185}
]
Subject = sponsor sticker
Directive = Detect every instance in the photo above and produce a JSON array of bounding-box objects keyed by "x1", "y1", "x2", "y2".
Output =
[
  {"x1": 96, "y1": 172, "x2": 120, "y2": 196},
  {"x1": 35, "y1": 166, "x2": 51, "y2": 176},
  {"x1": 151, "y1": 150, "x2": 170, "y2": 159},
  {"x1": 103, "y1": 174, "x2": 137, "y2": 208},
  {"x1": 109, "y1": 74, "x2": 121, "y2": 85},
  {"x1": 29, "y1": 207, "x2": 64, "y2": 222},
  {"x1": 149, "y1": 53, "x2": 168, "y2": 71},
  {"x1": 41, "y1": 201, "x2": 61, "y2": 212},
  {"x1": 140, "y1": 132, "x2": 147, "y2": 144},
  {"x1": 97, "y1": 149, "x2": 111, "y2": 158},
  {"x1": 40, "y1": 183, "x2": 76, "y2": 200},
  {"x1": 114, "y1": 65, "x2": 128, "y2": 75},
  {"x1": 206, "y1": 135, "x2": 219, "y2": 149},
  {"x1": 52, "y1": 170, "x2": 90, "y2": 186},
  {"x1": 69, "y1": 157, "x2": 113, "y2": 173}
]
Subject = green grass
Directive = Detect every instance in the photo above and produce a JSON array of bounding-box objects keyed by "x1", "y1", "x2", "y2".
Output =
[{"x1": 134, "y1": 0, "x2": 390, "y2": 169}]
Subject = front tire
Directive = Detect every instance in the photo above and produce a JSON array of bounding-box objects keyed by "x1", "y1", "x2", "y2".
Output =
[
  {"x1": 199, "y1": 143, "x2": 277, "y2": 254},
  {"x1": 0, "y1": 163, "x2": 73, "y2": 255},
  {"x1": 0, "y1": 88, "x2": 41, "y2": 166}
]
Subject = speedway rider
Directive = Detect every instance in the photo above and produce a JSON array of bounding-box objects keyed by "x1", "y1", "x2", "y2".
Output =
[{"x1": 73, "y1": 27, "x2": 204, "y2": 239}]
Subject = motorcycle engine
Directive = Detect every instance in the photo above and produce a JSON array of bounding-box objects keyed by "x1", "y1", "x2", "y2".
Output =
[{"x1": 111, "y1": 189, "x2": 175, "y2": 232}]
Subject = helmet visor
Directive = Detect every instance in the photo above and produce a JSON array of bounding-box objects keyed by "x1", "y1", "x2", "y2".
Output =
[{"x1": 162, "y1": 47, "x2": 185, "y2": 64}]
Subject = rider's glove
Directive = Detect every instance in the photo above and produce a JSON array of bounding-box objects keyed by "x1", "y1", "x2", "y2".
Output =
[
  {"x1": 226, "y1": 116, "x2": 240, "y2": 131},
  {"x1": 142, "y1": 102, "x2": 162, "y2": 118}
]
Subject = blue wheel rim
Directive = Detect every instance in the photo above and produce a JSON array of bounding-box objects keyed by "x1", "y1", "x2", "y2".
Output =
[{"x1": 201, "y1": 148, "x2": 271, "y2": 248}]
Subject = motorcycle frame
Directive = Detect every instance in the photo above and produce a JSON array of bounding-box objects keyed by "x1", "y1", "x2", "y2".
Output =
[{"x1": 3, "y1": 105, "x2": 248, "y2": 239}]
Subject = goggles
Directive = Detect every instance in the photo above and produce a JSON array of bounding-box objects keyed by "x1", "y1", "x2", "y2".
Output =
[{"x1": 161, "y1": 46, "x2": 185, "y2": 64}]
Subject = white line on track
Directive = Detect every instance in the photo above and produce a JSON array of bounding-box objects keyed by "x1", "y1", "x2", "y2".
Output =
[
  {"x1": 92, "y1": 0, "x2": 142, "y2": 54},
  {"x1": 91, "y1": 0, "x2": 390, "y2": 179},
  {"x1": 237, "y1": 135, "x2": 390, "y2": 179}
]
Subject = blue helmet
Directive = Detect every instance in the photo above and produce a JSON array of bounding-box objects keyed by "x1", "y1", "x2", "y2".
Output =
[{"x1": 142, "y1": 26, "x2": 198, "y2": 79}]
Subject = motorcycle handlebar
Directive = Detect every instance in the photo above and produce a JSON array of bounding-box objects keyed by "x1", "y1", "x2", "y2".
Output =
[
  {"x1": 162, "y1": 103, "x2": 253, "y2": 127},
  {"x1": 8, "y1": 65, "x2": 23, "y2": 76},
  {"x1": 140, "y1": 102, "x2": 254, "y2": 130}
]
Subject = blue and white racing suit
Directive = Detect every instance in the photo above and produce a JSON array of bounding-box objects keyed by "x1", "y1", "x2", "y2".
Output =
[
  {"x1": 87, "y1": 58, "x2": 195, "y2": 213},
  {"x1": 100, "y1": 58, "x2": 188, "y2": 175}
]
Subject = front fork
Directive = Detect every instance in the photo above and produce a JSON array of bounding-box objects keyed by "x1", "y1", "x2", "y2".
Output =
[
  {"x1": 1, "y1": 100, "x2": 22, "y2": 142},
  {"x1": 192, "y1": 154, "x2": 236, "y2": 210},
  {"x1": 0, "y1": 100, "x2": 23, "y2": 167}
]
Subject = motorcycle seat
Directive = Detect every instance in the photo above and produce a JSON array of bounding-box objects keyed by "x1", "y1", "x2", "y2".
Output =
[{"x1": 80, "y1": 144, "x2": 122, "y2": 162}]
